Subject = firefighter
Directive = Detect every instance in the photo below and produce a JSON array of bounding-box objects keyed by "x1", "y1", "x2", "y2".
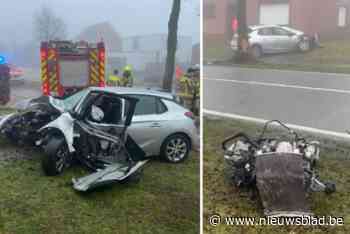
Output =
[
  {"x1": 178, "y1": 66, "x2": 200, "y2": 114},
  {"x1": 0, "y1": 63, "x2": 10, "y2": 105},
  {"x1": 108, "y1": 69, "x2": 121, "y2": 87},
  {"x1": 122, "y1": 65, "x2": 134, "y2": 87}
]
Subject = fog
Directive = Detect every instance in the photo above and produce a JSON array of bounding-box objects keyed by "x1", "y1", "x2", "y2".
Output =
[{"x1": 0, "y1": 0, "x2": 199, "y2": 46}]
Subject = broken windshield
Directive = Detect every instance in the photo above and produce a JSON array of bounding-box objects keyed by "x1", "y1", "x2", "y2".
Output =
[{"x1": 51, "y1": 89, "x2": 88, "y2": 112}]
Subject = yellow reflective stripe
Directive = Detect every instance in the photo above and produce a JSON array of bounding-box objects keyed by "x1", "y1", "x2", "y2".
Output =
[
  {"x1": 90, "y1": 51, "x2": 98, "y2": 61},
  {"x1": 90, "y1": 73, "x2": 99, "y2": 83},
  {"x1": 41, "y1": 61, "x2": 47, "y2": 68},
  {"x1": 91, "y1": 65, "x2": 98, "y2": 76}
]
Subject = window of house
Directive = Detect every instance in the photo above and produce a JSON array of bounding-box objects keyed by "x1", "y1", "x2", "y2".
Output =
[
  {"x1": 338, "y1": 6, "x2": 347, "y2": 27},
  {"x1": 204, "y1": 4, "x2": 216, "y2": 18}
]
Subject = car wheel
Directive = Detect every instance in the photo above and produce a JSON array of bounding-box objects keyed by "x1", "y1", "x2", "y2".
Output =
[
  {"x1": 250, "y1": 45, "x2": 263, "y2": 59},
  {"x1": 42, "y1": 136, "x2": 70, "y2": 176},
  {"x1": 161, "y1": 134, "x2": 190, "y2": 163},
  {"x1": 298, "y1": 40, "x2": 310, "y2": 52}
]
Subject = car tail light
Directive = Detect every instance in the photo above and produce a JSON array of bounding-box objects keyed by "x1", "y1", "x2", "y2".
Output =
[{"x1": 184, "y1": 111, "x2": 195, "y2": 120}]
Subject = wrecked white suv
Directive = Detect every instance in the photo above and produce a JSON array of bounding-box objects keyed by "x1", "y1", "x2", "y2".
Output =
[{"x1": 0, "y1": 87, "x2": 198, "y2": 191}]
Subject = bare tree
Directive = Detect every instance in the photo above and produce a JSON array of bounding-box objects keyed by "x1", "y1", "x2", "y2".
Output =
[
  {"x1": 163, "y1": 0, "x2": 181, "y2": 92},
  {"x1": 34, "y1": 6, "x2": 67, "y2": 41},
  {"x1": 235, "y1": 0, "x2": 253, "y2": 63}
]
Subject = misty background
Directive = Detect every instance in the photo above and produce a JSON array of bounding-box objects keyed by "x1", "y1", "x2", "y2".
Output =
[{"x1": 0, "y1": 0, "x2": 199, "y2": 72}]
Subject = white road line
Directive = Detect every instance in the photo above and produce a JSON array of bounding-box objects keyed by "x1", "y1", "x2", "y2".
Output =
[
  {"x1": 204, "y1": 66, "x2": 350, "y2": 78},
  {"x1": 204, "y1": 109, "x2": 350, "y2": 140},
  {"x1": 204, "y1": 77, "x2": 350, "y2": 94}
]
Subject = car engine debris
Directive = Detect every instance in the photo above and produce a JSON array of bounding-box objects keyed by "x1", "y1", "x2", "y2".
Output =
[{"x1": 222, "y1": 120, "x2": 336, "y2": 217}]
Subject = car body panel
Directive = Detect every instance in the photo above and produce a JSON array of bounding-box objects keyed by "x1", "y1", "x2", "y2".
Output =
[
  {"x1": 38, "y1": 112, "x2": 76, "y2": 152},
  {"x1": 72, "y1": 160, "x2": 148, "y2": 192},
  {"x1": 127, "y1": 98, "x2": 198, "y2": 156},
  {"x1": 231, "y1": 25, "x2": 308, "y2": 54}
]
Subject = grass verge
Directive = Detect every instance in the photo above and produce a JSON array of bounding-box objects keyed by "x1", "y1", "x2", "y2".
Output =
[{"x1": 204, "y1": 117, "x2": 350, "y2": 234}]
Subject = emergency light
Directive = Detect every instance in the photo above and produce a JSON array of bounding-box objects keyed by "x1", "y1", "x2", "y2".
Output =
[{"x1": 0, "y1": 55, "x2": 6, "y2": 65}]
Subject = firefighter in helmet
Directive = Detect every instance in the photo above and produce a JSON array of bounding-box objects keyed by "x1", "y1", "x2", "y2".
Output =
[
  {"x1": 0, "y1": 57, "x2": 10, "y2": 105},
  {"x1": 108, "y1": 69, "x2": 122, "y2": 87},
  {"x1": 178, "y1": 65, "x2": 200, "y2": 114},
  {"x1": 122, "y1": 65, "x2": 134, "y2": 87}
]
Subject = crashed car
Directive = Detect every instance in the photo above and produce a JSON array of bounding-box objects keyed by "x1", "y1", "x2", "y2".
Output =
[
  {"x1": 0, "y1": 87, "x2": 197, "y2": 191},
  {"x1": 222, "y1": 120, "x2": 335, "y2": 217}
]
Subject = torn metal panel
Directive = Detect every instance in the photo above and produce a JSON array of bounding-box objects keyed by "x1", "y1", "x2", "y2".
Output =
[
  {"x1": 256, "y1": 153, "x2": 312, "y2": 216},
  {"x1": 72, "y1": 160, "x2": 148, "y2": 192}
]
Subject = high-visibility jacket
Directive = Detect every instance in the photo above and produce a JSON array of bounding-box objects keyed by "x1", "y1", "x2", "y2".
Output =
[{"x1": 109, "y1": 75, "x2": 121, "y2": 82}]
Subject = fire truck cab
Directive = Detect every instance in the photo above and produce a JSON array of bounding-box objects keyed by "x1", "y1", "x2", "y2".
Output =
[{"x1": 40, "y1": 40, "x2": 106, "y2": 97}]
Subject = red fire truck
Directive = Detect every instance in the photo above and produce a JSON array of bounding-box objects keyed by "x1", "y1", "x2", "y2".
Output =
[{"x1": 40, "y1": 40, "x2": 106, "y2": 97}]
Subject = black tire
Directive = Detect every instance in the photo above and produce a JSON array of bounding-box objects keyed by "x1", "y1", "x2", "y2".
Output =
[
  {"x1": 250, "y1": 45, "x2": 263, "y2": 59},
  {"x1": 42, "y1": 136, "x2": 70, "y2": 176},
  {"x1": 160, "y1": 134, "x2": 191, "y2": 163}
]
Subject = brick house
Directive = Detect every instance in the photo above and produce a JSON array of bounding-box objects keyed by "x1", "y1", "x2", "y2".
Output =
[
  {"x1": 247, "y1": 0, "x2": 350, "y2": 39},
  {"x1": 203, "y1": 0, "x2": 237, "y2": 45},
  {"x1": 204, "y1": 0, "x2": 350, "y2": 43}
]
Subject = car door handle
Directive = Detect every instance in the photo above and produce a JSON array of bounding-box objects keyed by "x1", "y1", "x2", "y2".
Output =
[{"x1": 149, "y1": 122, "x2": 161, "y2": 128}]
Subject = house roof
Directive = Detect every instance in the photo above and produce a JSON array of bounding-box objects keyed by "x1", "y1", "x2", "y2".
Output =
[{"x1": 76, "y1": 22, "x2": 123, "y2": 52}]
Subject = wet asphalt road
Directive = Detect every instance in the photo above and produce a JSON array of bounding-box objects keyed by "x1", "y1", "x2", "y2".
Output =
[{"x1": 204, "y1": 65, "x2": 350, "y2": 133}]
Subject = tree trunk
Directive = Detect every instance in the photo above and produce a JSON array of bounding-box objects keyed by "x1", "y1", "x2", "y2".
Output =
[
  {"x1": 163, "y1": 0, "x2": 181, "y2": 92},
  {"x1": 235, "y1": 0, "x2": 252, "y2": 63}
]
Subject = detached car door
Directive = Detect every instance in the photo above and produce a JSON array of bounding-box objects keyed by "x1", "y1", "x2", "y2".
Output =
[{"x1": 127, "y1": 95, "x2": 169, "y2": 156}]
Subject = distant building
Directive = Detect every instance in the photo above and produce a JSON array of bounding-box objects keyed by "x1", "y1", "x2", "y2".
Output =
[
  {"x1": 110, "y1": 34, "x2": 193, "y2": 86},
  {"x1": 76, "y1": 22, "x2": 123, "y2": 53},
  {"x1": 203, "y1": 0, "x2": 237, "y2": 45},
  {"x1": 122, "y1": 34, "x2": 193, "y2": 68},
  {"x1": 204, "y1": 0, "x2": 350, "y2": 43}
]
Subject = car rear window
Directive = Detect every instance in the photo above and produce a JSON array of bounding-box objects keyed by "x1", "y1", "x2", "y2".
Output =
[
  {"x1": 157, "y1": 99, "x2": 168, "y2": 114},
  {"x1": 258, "y1": 28, "x2": 273, "y2": 36}
]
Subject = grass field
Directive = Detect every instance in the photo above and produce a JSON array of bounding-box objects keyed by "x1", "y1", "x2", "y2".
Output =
[
  {"x1": 205, "y1": 39, "x2": 350, "y2": 74},
  {"x1": 204, "y1": 117, "x2": 350, "y2": 234},
  {"x1": 0, "y1": 109, "x2": 199, "y2": 234}
]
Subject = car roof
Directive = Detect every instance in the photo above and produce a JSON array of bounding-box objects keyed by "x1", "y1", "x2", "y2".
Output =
[
  {"x1": 89, "y1": 87, "x2": 174, "y2": 100},
  {"x1": 250, "y1": 25, "x2": 302, "y2": 33},
  {"x1": 250, "y1": 24, "x2": 281, "y2": 30}
]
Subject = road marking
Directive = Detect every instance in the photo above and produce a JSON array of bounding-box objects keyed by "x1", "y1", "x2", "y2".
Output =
[
  {"x1": 204, "y1": 109, "x2": 350, "y2": 140},
  {"x1": 204, "y1": 66, "x2": 350, "y2": 78},
  {"x1": 204, "y1": 77, "x2": 350, "y2": 94}
]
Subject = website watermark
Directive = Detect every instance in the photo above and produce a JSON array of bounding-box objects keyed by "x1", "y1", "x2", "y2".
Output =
[{"x1": 208, "y1": 214, "x2": 344, "y2": 226}]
